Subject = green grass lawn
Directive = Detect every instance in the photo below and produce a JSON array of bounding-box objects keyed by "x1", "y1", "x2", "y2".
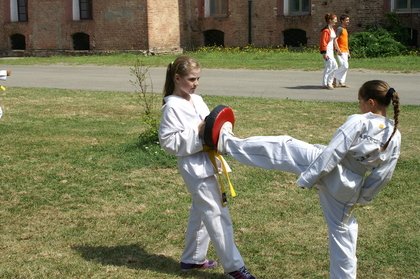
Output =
[
  {"x1": 1, "y1": 48, "x2": 420, "y2": 72},
  {"x1": 0, "y1": 87, "x2": 418, "y2": 278}
]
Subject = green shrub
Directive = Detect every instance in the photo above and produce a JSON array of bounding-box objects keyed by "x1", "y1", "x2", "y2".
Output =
[
  {"x1": 350, "y1": 27, "x2": 407, "y2": 58},
  {"x1": 384, "y1": 13, "x2": 414, "y2": 47}
]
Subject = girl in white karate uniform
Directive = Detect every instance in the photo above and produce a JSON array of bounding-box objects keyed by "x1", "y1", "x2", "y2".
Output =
[
  {"x1": 216, "y1": 80, "x2": 401, "y2": 279},
  {"x1": 158, "y1": 56, "x2": 256, "y2": 279}
]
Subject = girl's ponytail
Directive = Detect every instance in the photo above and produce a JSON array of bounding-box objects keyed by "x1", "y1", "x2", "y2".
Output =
[{"x1": 358, "y1": 80, "x2": 400, "y2": 151}]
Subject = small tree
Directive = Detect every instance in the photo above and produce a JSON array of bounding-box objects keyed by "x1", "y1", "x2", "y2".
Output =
[{"x1": 130, "y1": 59, "x2": 159, "y2": 146}]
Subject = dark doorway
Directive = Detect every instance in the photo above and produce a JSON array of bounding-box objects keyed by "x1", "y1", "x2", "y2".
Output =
[
  {"x1": 72, "y1": 32, "x2": 90, "y2": 50},
  {"x1": 204, "y1": 30, "x2": 224, "y2": 47},
  {"x1": 10, "y1": 33, "x2": 26, "y2": 50},
  {"x1": 283, "y1": 29, "x2": 307, "y2": 47}
]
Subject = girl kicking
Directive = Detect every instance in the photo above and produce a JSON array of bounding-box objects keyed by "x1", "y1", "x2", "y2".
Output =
[{"x1": 214, "y1": 80, "x2": 401, "y2": 279}]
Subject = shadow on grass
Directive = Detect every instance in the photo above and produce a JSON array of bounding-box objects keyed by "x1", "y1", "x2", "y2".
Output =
[{"x1": 72, "y1": 244, "x2": 225, "y2": 278}]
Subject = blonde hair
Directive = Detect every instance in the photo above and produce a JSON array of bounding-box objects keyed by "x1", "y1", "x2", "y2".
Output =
[{"x1": 162, "y1": 55, "x2": 201, "y2": 104}]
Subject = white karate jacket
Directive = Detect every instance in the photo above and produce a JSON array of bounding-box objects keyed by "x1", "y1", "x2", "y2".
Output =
[
  {"x1": 297, "y1": 112, "x2": 401, "y2": 205},
  {"x1": 159, "y1": 94, "x2": 217, "y2": 180}
]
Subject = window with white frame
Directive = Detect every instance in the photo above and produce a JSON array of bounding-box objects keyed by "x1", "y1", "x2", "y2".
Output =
[
  {"x1": 204, "y1": 0, "x2": 228, "y2": 17},
  {"x1": 391, "y1": 0, "x2": 420, "y2": 12},
  {"x1": 283, "y1": 0, "x2": 310, "y2": 16},
  {"x1": 10, "y1": 0, "x2": 28, "y2": 22},
  {"x1": 72, "y1": 0, "x2": 92, "y2": 20}
]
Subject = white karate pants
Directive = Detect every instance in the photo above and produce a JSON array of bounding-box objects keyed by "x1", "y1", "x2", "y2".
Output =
[
  {"x1": 181, "y1": 174, "x2": 244, "y2": 272},
  {"x1": 322, "y1": 57, "x2": 338, "y2": 87},
  {"x1": 335, "y1": 53, "x2": 349, "y2": 84},
  {"x1": 224, "y1": 134, "x2": 358, "y2": 279}
]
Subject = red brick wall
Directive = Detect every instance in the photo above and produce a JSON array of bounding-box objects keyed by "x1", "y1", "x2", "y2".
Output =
[
  {"x1": 0, "y1": 0, "x2": 149, "y2": 51},
  {"x1": 90, "y1": 0, "x2": 148, "y2": 50},
  {"x1": 187, "y1": 0, "x2": 419, "y2": 48},
  {"x1": 0, "y1": 0, "x2": 418, "y2": 53},
  {"x1": 29, "y1": 0, "x2": 64, "y2": 49}
]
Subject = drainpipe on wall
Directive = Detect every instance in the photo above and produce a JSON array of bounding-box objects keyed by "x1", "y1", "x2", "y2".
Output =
[{"x1": 248, "y1": 0, "x2": 253, "y2": 45}]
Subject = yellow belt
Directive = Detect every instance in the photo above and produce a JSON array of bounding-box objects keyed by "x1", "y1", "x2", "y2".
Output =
[{"x1": 206, "y1": 149, "x2": 237, "y2": 206}]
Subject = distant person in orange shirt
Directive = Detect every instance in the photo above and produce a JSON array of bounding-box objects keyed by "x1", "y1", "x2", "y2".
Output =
[{"x1": 334, "y1": 14, "x2": 350, "y2": 88}]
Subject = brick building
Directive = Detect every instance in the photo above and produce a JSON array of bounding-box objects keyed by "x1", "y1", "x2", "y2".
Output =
[
  {"x1": 196, "y1": 0, "x2": 419, "y2": 48},
  {"x1": 0, "y1": 0, "x2": 182, "y2": 54},
  {"x1": 0, "y1": 0, "x2": 418, "y2": 55}
]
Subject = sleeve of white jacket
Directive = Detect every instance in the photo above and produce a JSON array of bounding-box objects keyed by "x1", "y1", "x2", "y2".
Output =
[
  {"x1": 0, "y1": 70, "x2": 7, "y2": 80},
  {"x1": 297, "y1": 116, "x2": 363, "y2": 187},
  {"x1": 357, "y1": 141, "x2": 400, "y2": 205},
  {"x1": 159, "y1": 107, "x2": 203, "y2": 156}
]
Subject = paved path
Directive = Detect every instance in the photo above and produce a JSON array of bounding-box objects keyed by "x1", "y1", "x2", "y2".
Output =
[{"x1": 2, "y1": 64, "x2": 419, "y2": 105}]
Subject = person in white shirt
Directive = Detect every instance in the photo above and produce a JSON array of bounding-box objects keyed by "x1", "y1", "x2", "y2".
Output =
[
  {"x1": 0, "y1": 69, "x2": 11, "y2": 81},
  {"x1": 214, "y1": 80, "x2": 401, "y2": 279},
  {"x1": 0, "y1": 69, "x2": 12, "y2": 118},
  {"x1": 320, "y1": 13, "x2": 339, "y2": 90},
  {"x1": 158, "y1": 56, "x2": 256, "y2": 279}
]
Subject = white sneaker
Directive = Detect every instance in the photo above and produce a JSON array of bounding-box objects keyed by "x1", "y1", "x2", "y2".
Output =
[{"x1": 217, "y1": 122, "x2": 233, "y2": 154}]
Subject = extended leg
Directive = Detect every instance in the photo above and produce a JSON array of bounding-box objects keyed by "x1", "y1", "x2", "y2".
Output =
[{"x1": 223, "y1": 133, "x2": 321, "y2": 175}]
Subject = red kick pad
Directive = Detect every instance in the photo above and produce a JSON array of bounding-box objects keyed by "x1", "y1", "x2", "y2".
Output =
[{"x1": 204, "y1": 105, "x2": 235, "y2": 148}]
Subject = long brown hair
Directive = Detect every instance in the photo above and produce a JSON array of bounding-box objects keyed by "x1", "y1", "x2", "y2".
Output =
[
  {"x1": 162, "y1": 55, "x2": 201, "y2": 104},
  {"x1": 321, "y1": 13, "x2": 337, "y2": 30},
  {"x1": 358, "y1": 80, "x2": 400, "y2": 151}
]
